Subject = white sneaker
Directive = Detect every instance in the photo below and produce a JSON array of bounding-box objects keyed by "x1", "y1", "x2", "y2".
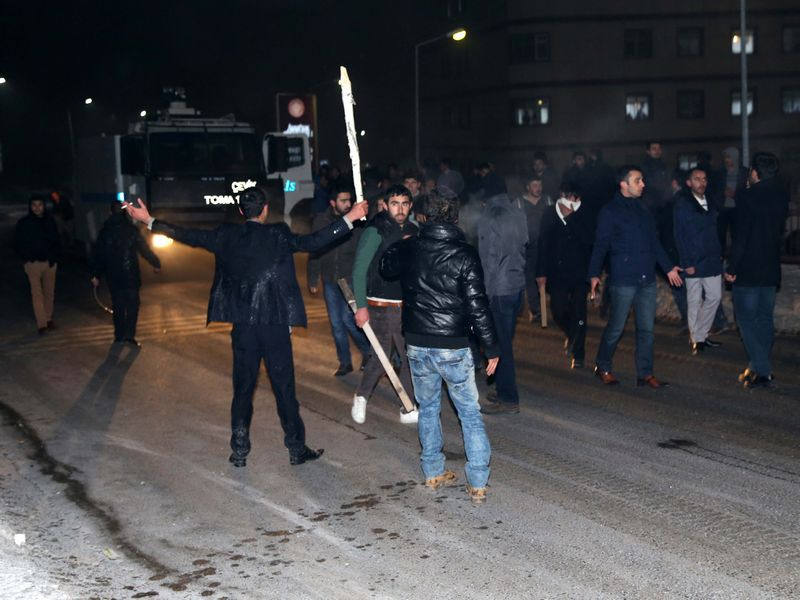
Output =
[
  {"x1": 351, "y1": 395, "x2": 367, "y2": 424},
  {"x1": 399, "y1": 408, "x2": 419, "y2": 424}
]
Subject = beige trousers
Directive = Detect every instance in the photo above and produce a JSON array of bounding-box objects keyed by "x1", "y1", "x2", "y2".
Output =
[{"x1": 24, "y1": 261, "x2": 57, "y2": 328}]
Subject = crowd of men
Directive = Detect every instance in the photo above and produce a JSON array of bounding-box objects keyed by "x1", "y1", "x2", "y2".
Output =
[{"x1": 12, "y1": 143, "x2": 790, "y2": 504}]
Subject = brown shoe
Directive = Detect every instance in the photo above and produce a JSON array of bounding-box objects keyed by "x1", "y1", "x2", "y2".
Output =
[
  {"x1": 637, "y1": 375, "x2": 669, "y2": 389},
  {"x1": 594, "y1": 367, "x2": 619, "y2": 385},
  {"x1": 424, "y1": 469, "x2": 458, "y2": 490},
  {"x1": 466, "y1": 485, "x2": 487, "y2": 504}
]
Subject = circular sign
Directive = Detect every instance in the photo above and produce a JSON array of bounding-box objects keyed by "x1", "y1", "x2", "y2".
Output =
[{"x1": 288, "y1": 98, "x2": 306, "y2": 118}]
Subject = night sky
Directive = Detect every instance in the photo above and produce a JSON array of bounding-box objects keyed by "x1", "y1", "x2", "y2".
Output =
[{"x1": 0, "y1": 0, "x2": 444, "y2": 185}]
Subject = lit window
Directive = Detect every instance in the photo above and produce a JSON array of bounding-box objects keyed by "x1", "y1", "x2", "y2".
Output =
[
  {"x1": 731, "y1": 29, "x2": 754, "y2": 54},
  {"x1": 511, "y1": 98, "x2": 550, "y2": 126},
  {"x1": 731, "y1": 90, "x2": 755, "y2": 116},
  {"x1": 783, "y1": 88, "x2": 800, "y2": 114},
  {"x1": 626, "y1": 94, "x2": 652, "y2": 121}
]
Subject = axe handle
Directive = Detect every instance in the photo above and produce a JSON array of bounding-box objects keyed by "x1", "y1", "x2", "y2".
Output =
[{"x1": 337, "y1": 279, "x2": 415, "y2": 413}]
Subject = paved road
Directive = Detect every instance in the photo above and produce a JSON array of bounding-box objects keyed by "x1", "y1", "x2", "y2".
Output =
[{"x1": 1, "y1": 216, "x2": 798, "y2": 599}]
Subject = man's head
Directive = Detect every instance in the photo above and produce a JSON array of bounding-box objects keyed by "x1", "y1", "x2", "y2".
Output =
[
  {"x1": 29, "y1": 194, "x2": 46, "y2": 217},
  {"x1": 572, "y1": 151, "x2": 586, "y2": 169},
  {"x1": 403, "y1": 170, "x2": 423, "y2": 197},
  {"x1": 559, "y1": 181, "x2": 581, "y2": 203},
  {"x1": 646, "y1": 141, "x2": 663, "y2": 159},
  {"x1": 423, "y1": 187, "x2": 459, "y2": 224},
  {"x1": 750, "y1": 152, "x2": 779, "y2": 184},
  {"x1": 238, "y1": 186, "x2": 269, "y2": 219},
  {"x1": 477, "y1": 162, "x2": 491, "y2": 177},
  {"x1": 722, "y1": 146, "x2": 740, "y2": 171},
  {"x1": 525, "y1": 175, "x2": 543, "y2": 198},
  {"x1": 686, "y1": 167, "x2": 708, "y2": 197},
  {"x1": 439, "y1": 158, "x2": 452, "y2": 173},
  {"x1": 384, "y1": 184, "x2": 412, "y2": 225},
  {"x1": 532, "y1": 151, "x2": 548, "y2": 174},
  {"x1": 328, "y1": 182, "x2": 353, "y2": 216},
  {"x1": 617, "y1": 165, "x2": 645, "y2": 198}
]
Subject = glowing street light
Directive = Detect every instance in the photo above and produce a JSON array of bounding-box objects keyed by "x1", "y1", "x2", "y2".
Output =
[
  {"x1": 84, "y1": 97, "x2": 93, "y2": 105},
  {"x1": 140, "y1": 110, "x2": 147, "y2": 117},
  {"x1": 0, "y1": 77, "x2": 6, "y2": 85},
  {"x1": 415, "y1": 28, "x2": 468, "y2": 166}
]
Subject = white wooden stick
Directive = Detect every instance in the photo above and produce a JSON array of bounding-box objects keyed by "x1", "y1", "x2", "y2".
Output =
[{"x1": 339, "y1": 66, "x2": 367, "y2": 219}]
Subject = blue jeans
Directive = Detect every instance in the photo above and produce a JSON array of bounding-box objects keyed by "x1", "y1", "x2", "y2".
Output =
[
  {"x1": 595, "y1": 281, "x2": 657, "y2": 378},
  {"x1": 323, "y1": 281, "x2": 370, "y2": 366},
  {"x1": 489, "y1": 291, "x2": 523, "y2": 404},
  {"x1": 732, "y1": 286, "x2": 776, "y2": 377},
  {"x1": 407, "y1": 345, "x2": 491, "y2": 489}
]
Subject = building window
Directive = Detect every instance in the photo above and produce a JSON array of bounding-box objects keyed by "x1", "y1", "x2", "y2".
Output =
[
  {"x1": 677, "y1": 153, "x2": 701, "y2": 171},
  {"x1": 784, "y1": 26, "x2": 800, "y2": 53},
  {"x1": 731, "y1": 90, "x2": 755, "y2": 116},
  {"x1": 677, "y1": 90, "x2": 704, "y2": 119},
  {"x1": 509, "y1": 33, "x2": 550, "y2": 64},
  {"x1": 731, "y1": 29, "x2": 754, "y2": 54},
  {"x1": 625, "y1": 94, "x2": 652, "y2": 121},
  {"x1": 676, "y1": 27, "x2": 703, "y2": 56},
  {"x1": 783, "y1": 88, "x2": 800, "y2": 114},
  {"x1": 624, "y1": 29, "x2": 653, "y2": 59},
  {"x1": 511, "y1": 98, "x2": 550, "y2": 126},
  {"x1": 443, "y1": 103, "x2": 471, "y2": 129}
]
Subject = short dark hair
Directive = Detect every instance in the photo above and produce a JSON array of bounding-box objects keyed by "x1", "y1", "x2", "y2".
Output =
[
  {"x1": 329, "y1": 181, "x2": 354, "y2": 200},
  {"x1": 533, "y1": 151, "x2": 548, "y2": 162},
  {"x1": 646, "y1": 140, "x2": 662, "y2": 149},
  {"x1": 402, "y1": 169, "x2": 422, "y2": 183},
  {"x1": 559, "y1": 181, "x2": 581, "y2": 198},
  {"x1": 439, "y1": 157, "x2": 452, "y2": 168},
  {"x1": 686, "y1": 166, "x2": 707, "y2": 179},
  {"x1": 424, "y1": 188, "x2": 459, "y2": 223},
  {"x1": 617, "y1": 164, "x2": 642, "y2": 184},
  {"x1": 525, "y1": 173, "x2": 543, "y2": 184},
  {"x1": 384, "y1": 183, "x2": 412, "y2": 202},
  {"x1": 751, "y1": 152, "x2": 779, "y2": 180},
  {"x1": 238, "y1": 186, "x2": 268, "y2": 218},
  {"x1": 572, "y1": 151, "x2": 586, "y2": 160},
  {"x1": 28, "y1": 193, "x2": 46, "y2": 204}
]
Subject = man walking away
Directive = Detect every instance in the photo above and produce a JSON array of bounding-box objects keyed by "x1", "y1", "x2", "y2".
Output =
[
  {"x1": 673, "y1": 167, "x2": 723, "y2": 356},
  {"x1": 14, "y1": 194, "x2": 61, "y2": 334},
  {"x1": 125, "y1": 188, "x2": 368, "y2": 467},
  {"x1": 588, "y1": 166, "x2": 683, "y2": 388},
  {"x1": 380, "y1": 188, "x2": 498, "y2": 504},
  {"x1": 517, "y1": 174, "x2": 551, "y2": 323},
  {"x1": 725, "y1": 152, "x2": 789, "y2": 389},
  {"x1": 307, "y1": 182, "x2": 371, "y2": 376},
  {"x1": 90, "y1": 201, "x2": 161, "y2": 347},
  {"x1": 477, "y1": 193, "x2": 528, "y2": 413}
]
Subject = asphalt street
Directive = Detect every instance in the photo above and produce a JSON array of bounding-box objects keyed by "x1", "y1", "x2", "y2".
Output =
[{"x1": 1, "y1": 211, "x2": 799, "y2": 599}]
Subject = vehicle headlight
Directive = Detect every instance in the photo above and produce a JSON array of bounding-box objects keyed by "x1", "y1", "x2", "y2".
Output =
[{"x1": 152, "y1": 234, "x2": 174, "y2": 248}]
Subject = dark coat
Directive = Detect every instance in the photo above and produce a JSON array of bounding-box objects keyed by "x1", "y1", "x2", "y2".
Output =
[
  {"x1": 14, "y1": 208, "x2": 61, "y2": 265},
  {"x1": 536, "y1": 205, "x2": 594, "y2": 289},
  {"x1": 727, "y1": 178, "x2": 790, "y2": 287},
  {"x1": 477, "y1": 194, "x2": 528, "y2": 296},
  {"x1": 379, "y1": 221, "x2": 498, "y2": 356},
  {"x1": 307, "y1": 208, "x2": 363, "y2": 286},
  {"x1": 152, "y1": 217, "x2": 352, "y2": 325},
  {"x1": 90, "y1": 212, "x2": 161, "y2": 289},
  {"x1": 588, "y1": 191, "x2": 674, "y2": 286},
  {"x1": 672, "y1": 192, "x2": 723, "y2": 278}
]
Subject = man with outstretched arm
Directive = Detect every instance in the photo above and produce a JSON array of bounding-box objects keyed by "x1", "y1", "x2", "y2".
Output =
[{"x1": 125, "y1": 187, "x2": 368, "y2": 467}]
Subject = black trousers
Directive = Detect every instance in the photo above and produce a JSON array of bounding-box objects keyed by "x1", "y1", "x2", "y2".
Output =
[
  {"x1": 231, "y1": 323, "x2": 305, "y2": 453},
  {"x1": 549, "y1": 283, "x2": 589, "y2": 360},
  {"x1": 110, "y1": 287, "x2": 140, "y2": 341}
]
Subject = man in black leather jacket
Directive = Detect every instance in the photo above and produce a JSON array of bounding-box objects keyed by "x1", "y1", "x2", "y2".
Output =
[
  {"x1": 90, "y1": 202, "x2": 161, "y2": 346},
  {"x1": 125, "y1": 187, "x2": 368, "y2": 467},
  {"x1": 380, "y1": 188, "x2": 498, "y2": 504}
]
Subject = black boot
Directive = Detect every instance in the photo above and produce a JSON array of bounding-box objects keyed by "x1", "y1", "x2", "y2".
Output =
[
  {"x1": 289, "y1": 446, "x2": 324, "y2": 466},
  {"x1": 229, "y1": 424, "x2": 251, "y2": 467}
]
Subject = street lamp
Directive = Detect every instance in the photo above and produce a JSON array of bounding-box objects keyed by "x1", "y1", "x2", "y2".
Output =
[
  {"x1": 415, "y1": 28, "x2": 467, "y2": 167},
  {"x1": 0, "y1": 77, "x2": 6, "y2": 85},
  {"x1": 84, "y1": 97, "x2": 93, "y2": 105}
]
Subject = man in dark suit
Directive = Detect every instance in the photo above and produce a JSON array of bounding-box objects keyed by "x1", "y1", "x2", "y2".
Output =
[{"x1": 125, "y1": 187, "x2": 368, "y2": 466}]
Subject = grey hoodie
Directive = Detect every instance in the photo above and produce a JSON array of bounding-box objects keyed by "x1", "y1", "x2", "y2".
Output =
[{"x1": 477, "y1": 194, "x2": 528, "y2": 296}]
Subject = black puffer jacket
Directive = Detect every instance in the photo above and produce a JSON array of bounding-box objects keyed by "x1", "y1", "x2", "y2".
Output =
[
  {"x1": 90, "y1": 212, "x2": 161, "y2": 289},
  {"x1": 379, "y1": 221, "x2": 498, "y2": 356}
]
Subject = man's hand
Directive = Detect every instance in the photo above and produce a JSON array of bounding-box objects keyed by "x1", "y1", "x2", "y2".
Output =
[
  {"x1": 90, "y1": 277, "x2": 99, "y2": 288},
  {"x1": 559, "y1": 202, "x2": 574, "y2": 217},
  {"x1": 590, "y1": 277, "x2": 601, "y2": 299},
  {"x1": 309, "y1": 286, "x2": 318, "y2": 295},
  {"x1": 684, "y1": 266, "x2": 696, "y2": 275},
  {"x1": 667, "y1": 266, "x2": 683, "y2": 287},
  {"x1": 355, "y1": 307, "x2": 369, "y2": 328},
  {"x1": 486, "y1": 357, "x2": 499, "y2": 377},
  {"x1": 124, "y1": 197, "x2": 151, "y2": 224},
  {"x1": 536, "y1": 276, "x2": 547, "y2": 288},
  {"x1": 724, "y1": 272, "x2": 736, "y2": 283},
  {"x1": 345, "y1": 200, "x2": 369, "y2": 222}
]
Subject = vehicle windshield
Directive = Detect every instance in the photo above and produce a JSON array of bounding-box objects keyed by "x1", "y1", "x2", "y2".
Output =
[{"x1": 149, "y1": 132, "x2": 261, "y2": 176}]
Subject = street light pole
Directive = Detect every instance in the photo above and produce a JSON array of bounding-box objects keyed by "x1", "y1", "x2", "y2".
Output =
[
  {"x1": 415, "y1": 29, "x2": 467, "y2": 168},
  {"x1": 739, "y1": 0, "x2": 749, "y2": 167}
]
